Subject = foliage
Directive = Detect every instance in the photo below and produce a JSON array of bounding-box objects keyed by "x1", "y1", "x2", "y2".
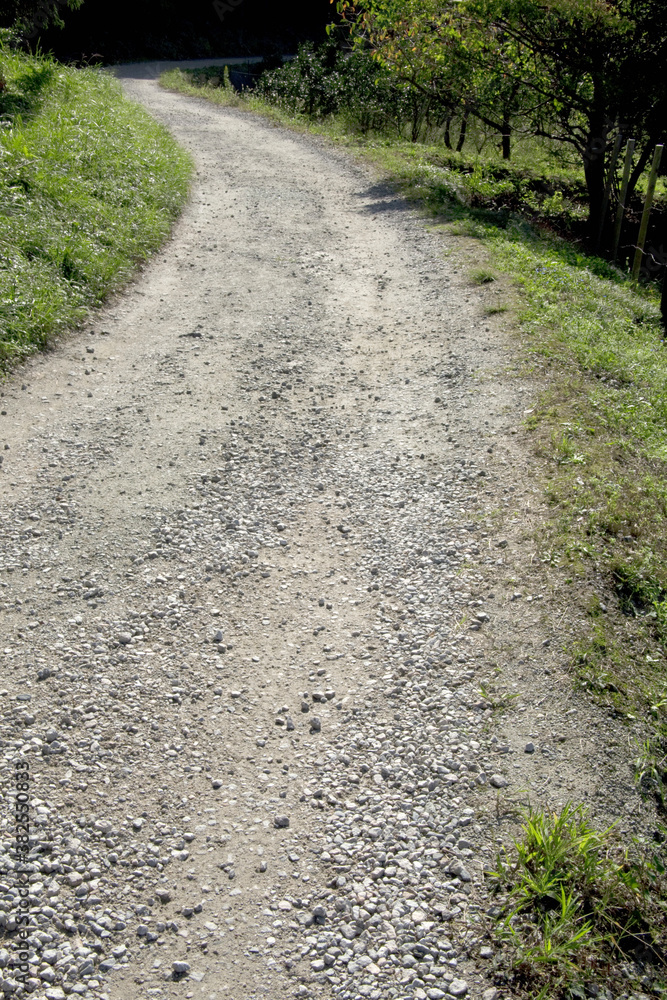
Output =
[
  {"x1": 254, "y1": 40, "x2": 447, "y2": 140},
  {"x1": 0, "y1": 46, "x2": 192, "y2": 365},
  {"x1": 635, "y1": 734, "x2": 667, "y2": 814},
  {"x1": 336, "y1": 0, "x2": 667, "y2": 242},
  {"x1": 489, "y1": 804, "x2": 667, "y2": 996},
  {"x1": 0, "y1": 0, "x2": 84, "y2": 42}
]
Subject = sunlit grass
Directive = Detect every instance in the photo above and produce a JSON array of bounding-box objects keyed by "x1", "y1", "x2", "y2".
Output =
[
  {"x1": 489, "y1": 804, "x2": 667, "y2": 997},
  {"x1": 159, "y1": 66, "x2": 244, "y2": 108},
  {"x1": 0, "y1": 48, "x2": 193, "y2": 367}
]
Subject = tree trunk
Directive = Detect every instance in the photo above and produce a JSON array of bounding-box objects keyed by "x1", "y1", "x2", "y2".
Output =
[
  {"x1": 444, "y1": 114, "x2": 452, "y2": 150},
  {"x1": 498, "y1": 82, "x2": 519, "y2": 160},
  {"x1": 501, "y1": 109, "x2": 511, "y2": 160},
  {"x1": 626, "y1": 140, "x2": 656, "y2": 206},
  {"x1": 456, "y1": 110, "x2": 468, "y2": 153},
  {"x1": 583, "y1": 125, "x2": 609, "y2": 245},
  {"x1": 411, "y1": 99, "x2": 425, "y2": 143}
]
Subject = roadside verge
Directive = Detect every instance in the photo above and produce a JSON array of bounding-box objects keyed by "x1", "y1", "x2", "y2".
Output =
[{"x1": 0, "y1": 47, "x2": 193, "y2": 369}]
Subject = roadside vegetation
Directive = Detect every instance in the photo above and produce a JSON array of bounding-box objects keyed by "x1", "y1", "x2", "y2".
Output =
[
  {"x1": 0, "y1": 39, "x2": 192, "y2": 367},
  {"x1": 160, "y1": 4, "x2": 667, "y2": 991},
  {"x1": 487, "y1": 804, "x2": 667, "y2": 998}
]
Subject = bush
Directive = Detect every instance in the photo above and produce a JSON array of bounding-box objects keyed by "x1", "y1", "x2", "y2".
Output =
[{"x1": 255, "y1": 40, "x2": 442, "y2": 140}]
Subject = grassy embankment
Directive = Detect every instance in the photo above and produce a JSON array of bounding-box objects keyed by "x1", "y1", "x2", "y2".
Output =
[
  {"x1": 161, "y1": 65, "x2": 667, "y2": 998},
  {"x1": 0, "y1": 46, "x2": 193, "y2": 368}
]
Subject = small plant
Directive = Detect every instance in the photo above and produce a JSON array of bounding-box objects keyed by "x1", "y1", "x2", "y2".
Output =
[
  {"x1": 471, "y1": 267, "x2": 496, "y2": 284},
  {"x1": 635, "y1": 732, "x2": 667, "y2": 813},
  {"x1": 488, "y1": 804, "x2": 667, "y2": 996},
  {"x1": 542, "y1": 190, "x2": 565, "y2": 215},
  {"x1": 477, "y1": 681, "x2": 518, "y2": 714},
  {"x1": 551, "y1": 431, "x2": 585, "y2": 465},
  {"x1": 485, "y1": 304, "x2": 508, "y2": 315},
  {"x1": 613, "y1": 563, "x2": 667, "y2": 641}
]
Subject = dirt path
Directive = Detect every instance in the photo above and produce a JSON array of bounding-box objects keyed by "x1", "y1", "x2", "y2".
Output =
[{"x1": 0, "y1": 75, "x2": 648, "y2": 1000}]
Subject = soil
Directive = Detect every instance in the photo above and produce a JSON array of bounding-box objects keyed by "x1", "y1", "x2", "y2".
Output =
[{"x1": 0, "y1": 69, "x2": 657, "y2": 1000}]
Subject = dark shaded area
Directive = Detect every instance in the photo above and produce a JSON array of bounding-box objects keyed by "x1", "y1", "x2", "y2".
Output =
[
  {"x1": 30, "y1": 0, "x2": 335, "y2": 63},
  {"x1": 28, "y1": 0, "x2": 335, "y2": 63}
]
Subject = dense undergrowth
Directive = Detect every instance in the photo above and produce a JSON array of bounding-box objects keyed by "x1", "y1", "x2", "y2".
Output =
[{"x1": 0, "y1": 44, "x2": 192, "y2": 367}]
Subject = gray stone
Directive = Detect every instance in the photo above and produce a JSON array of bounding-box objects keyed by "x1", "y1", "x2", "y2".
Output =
[
  {"x1": 448, "y1": 980, "x2": 468, "y2": 998},
  {"x1": 448, "y1": 860, "x2": 472, "y2": 882}
]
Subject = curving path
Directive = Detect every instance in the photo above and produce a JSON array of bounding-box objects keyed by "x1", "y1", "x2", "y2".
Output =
[{"x1": 0, "y1": 70, "x2": 643, "y2": 1000}]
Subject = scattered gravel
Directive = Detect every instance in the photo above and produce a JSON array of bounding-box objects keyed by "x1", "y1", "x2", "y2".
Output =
[{"x1": 0, "y1": 68, "x2": 653, "y2": 1000}]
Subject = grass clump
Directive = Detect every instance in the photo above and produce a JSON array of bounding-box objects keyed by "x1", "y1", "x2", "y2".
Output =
[
  {"x1": 489, "y1": 804, "x2": 667, "y2": 998},
  {"x1": 471, "y1": 267, "x2": 495, "y2": 284},
  {"x1": 0, "y1": 46, "x2": 192, "y2": 367}
]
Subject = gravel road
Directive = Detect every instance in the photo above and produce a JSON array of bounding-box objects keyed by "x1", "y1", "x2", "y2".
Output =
[{"x1": 0, "y1": 74, "x2": 650, "y2": 1000}]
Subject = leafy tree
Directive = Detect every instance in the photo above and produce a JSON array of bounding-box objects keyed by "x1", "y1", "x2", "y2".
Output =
[
  {"x1": 471, "y1": 0, "x2": 667, "y2": 242},
  {"x1": 1, "y1": 0, "x2": 84, "y2": 42},
  {"x1": 336, "y1": 0, "x2": 541, "y2": 158},
  {"x1": 338, "y1": 0, "x2": 667, "y2": 243}
]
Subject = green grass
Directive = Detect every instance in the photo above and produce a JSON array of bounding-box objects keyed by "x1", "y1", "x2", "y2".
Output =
[
  {"x1": 488, "y1": 804, "x2": 667, "y2": 998},
  {"x1": 471, "y1": 267, "x2": 496, "y2": 284},
  {"x1": 0, "y1": 47, "x2": 193, "y2": 367}
]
